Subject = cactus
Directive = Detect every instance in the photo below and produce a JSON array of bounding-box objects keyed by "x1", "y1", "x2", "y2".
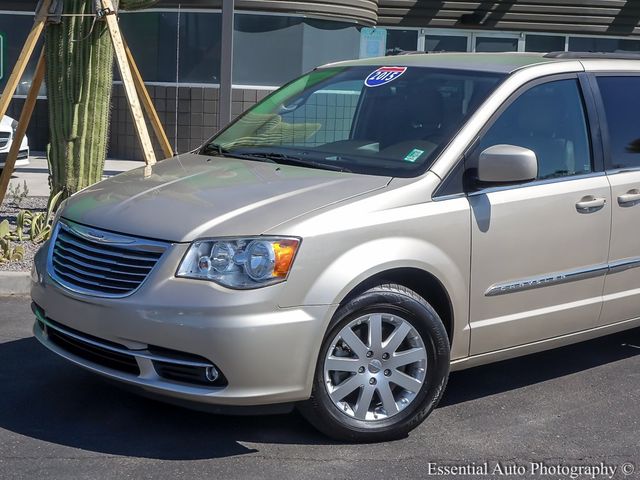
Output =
[{"x1": 45, "y1": 0, "x2": 158, "y2": 199}]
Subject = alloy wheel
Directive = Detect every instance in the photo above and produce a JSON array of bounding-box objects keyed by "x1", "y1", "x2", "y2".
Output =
[{"x1": 323, "y1": 312, "x2": 428, "y2": 421}]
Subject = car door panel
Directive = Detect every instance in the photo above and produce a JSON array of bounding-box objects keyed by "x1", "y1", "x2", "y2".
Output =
[
  {"x1": 469, "y1": 177, "x2": 611, "y2": 354},
  {"x1": 466, "y1": 76, "x2": 611, "y2": 355},
  {"x1": 593, "y1": 75, "x2": 640, "y2": 326}
]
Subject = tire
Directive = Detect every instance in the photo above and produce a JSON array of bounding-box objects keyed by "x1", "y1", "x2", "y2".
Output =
[{"x1": 298, "y1": 283, "x2": 450, "y2": 442}]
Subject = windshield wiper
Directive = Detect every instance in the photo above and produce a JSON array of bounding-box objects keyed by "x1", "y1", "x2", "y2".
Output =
[
  {"x1": 200, "y1": 144, "x2": 277, "y2": 164},
  {"x1": 239, "y1": 152, "x2": 352, "y2": 173}
]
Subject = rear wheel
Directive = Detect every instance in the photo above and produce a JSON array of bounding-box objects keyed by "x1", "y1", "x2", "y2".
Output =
[{"x1": 299, "y1": 284, "x2": 450, "y2": 442}]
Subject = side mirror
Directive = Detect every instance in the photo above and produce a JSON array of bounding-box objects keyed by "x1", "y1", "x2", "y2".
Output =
[{"x1": 477, "y1": 144, "x2": 538, "y2": 184}]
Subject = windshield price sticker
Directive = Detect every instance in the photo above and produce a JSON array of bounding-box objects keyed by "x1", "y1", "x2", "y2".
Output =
[{"x1": 364, "y1": 66, "x2": 407, "y2": 87}]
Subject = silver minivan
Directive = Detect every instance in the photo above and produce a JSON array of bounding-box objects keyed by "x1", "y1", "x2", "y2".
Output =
[{"x1": 31, "y1": 52, "x2": 640, "y2": 442}]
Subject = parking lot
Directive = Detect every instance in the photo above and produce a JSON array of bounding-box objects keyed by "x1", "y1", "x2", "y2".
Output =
[{"x1": 0, "y1": 296, "x2": 638, "y2": 480}]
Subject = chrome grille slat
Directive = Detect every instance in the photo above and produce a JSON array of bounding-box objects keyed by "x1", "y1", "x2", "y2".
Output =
[
  {"x1": 48, "y1": 220, "x2": 168, "y2": 298},
  {"x1": 54, "y1": 242, "x2": 153, "y2": 271},
  {"x1": 52, "y1": 258, "x2": 143, "y2": 285},
  {"x1": 57, "y1": 232, "x2": 161, "y2": 262},
  {"x1": 0, "y1": 132, "x2": 9, "y2": 149},
  {"x1": 53, "y1": 248, "x2": 148, "y2": 278},
  {"x1": 53, "y1": 269, "x2": 133, "y2": 291}
]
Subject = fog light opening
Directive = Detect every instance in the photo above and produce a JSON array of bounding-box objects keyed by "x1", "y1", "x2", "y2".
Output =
[{"x1": 205, "y1": 365, "x2": 219, "y2": 383}]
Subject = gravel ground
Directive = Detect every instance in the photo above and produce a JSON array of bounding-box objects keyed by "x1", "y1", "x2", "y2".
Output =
[{"x1": 0, "y1": 196, "x2": 48, "y2": 272}]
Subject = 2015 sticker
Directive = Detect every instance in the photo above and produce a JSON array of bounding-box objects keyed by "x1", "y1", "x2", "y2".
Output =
[{"x1": 364, "y1": 66, "x2": 407, "y2": 87}]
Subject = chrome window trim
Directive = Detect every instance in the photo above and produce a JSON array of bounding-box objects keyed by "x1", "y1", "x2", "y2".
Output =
[
  {"x1": 47, "y1": 220, "x2": 170, "y2": 299},
  {"x1": 35, "y1": 309, "x2": 214, "y2": 368},
  {"x1": 485, "y1": 257, "x2": 640, "y2": 297},
  {"x1": 467, "y1": 171, "x2": 606, "y2": 198}
]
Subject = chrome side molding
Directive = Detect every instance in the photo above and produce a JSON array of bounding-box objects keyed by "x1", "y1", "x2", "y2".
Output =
[{"x1": 485, "y1": 257, "x2": 640, "y2": 297}]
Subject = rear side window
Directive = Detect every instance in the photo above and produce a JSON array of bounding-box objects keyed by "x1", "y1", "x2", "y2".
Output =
[
  {"x1": 474, "y1": 79, "x2": 592, "y2": 180},
  {"x1": 596, "y1": 76, "x2": 640, "y2": 170}
]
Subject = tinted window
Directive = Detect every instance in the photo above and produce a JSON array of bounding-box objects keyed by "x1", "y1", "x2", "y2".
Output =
[
  {"x1": 425, "y1": 35, "x2": 468, "y2": 53},
  {"x1": 475, "y1": 37, "x2": 518, "y2": 52},
  {"x1": 234, "y1": 15, "x2": 360, "y2": 86},
  {"x1": 386, "y1": 29, "x2": 419, "y2": 55},
  {"x1": 569, "y1": 37, "x2": 640, "y2": 53},
  {"x1": 525, "y1": 34, "x2": 565, "y2": 53},
  {"x1": 597, "y1": 76, "x2": 640, "y2": 170},
  {"x1": 0, "y1": 13, "x2": 44, "y2": 96},
  {"x1": 475, "y1": 79, "x2": 592, "y2": 180}
]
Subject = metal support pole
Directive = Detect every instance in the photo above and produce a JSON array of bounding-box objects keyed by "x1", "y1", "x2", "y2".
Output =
[{"x1": 219, "y1": 0, "x2": 234, "y2": 130}]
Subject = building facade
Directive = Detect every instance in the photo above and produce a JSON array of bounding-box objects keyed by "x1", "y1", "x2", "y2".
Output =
[{"x1": 2, "y1": 0, "x2": 640, "y2": 159}]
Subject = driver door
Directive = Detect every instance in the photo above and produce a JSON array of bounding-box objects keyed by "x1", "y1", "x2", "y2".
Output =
[{"x1": 467, "y1": 76, "x2": 612, "y2": 355}]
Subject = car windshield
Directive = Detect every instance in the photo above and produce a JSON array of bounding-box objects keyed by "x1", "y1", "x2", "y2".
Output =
[{"x1": 204, "y1": 66, "x2": 505, "y2": 177}]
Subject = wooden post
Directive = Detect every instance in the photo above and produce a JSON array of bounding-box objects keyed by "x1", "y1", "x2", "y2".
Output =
[
  {"x1": 124, "y1": 39, "x2": 174, "y2": 159},
  {"x1": 101, "y1": 0, "x2": 157, "y2": 167},
  {"x1": 0, "y1": 51, "x2": 46, "y2": 206},
  {"x1": 0, "y1": 0, "x2": 51, "y2": 121}
]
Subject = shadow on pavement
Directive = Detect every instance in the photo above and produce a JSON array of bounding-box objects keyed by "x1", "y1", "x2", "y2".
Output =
[{"x1": 0, "y1": 327, "x2": 638, "y2": 460}]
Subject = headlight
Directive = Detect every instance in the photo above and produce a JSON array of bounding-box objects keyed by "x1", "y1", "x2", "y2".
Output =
[{"x1": 177, "y1": 237, "x2": 300, "y2": 289}]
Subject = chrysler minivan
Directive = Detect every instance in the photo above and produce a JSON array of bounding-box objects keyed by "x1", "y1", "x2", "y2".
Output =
[{"x1": 31, "y1": 52, "x2": 640, "y2": 442}]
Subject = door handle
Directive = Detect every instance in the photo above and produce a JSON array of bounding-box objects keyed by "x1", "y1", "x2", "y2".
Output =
[
  {"x1": 617, "y1": 189, "x2": 640, "y2": 207},
  {"x1": 576, "y1": 196, "x2": 607, "y2": 214}
]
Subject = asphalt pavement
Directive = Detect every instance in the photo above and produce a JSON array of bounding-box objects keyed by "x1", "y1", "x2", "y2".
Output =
[{"x1": 0, "y1": 296, "x2": 639, "y2": 480}]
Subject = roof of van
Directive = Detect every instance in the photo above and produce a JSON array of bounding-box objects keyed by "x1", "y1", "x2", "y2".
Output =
[{"x1": 321, "y1": 52, "x2": 570, "y2": 74}]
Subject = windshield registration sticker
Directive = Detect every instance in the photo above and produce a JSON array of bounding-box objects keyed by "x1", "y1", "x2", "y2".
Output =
[{"x1": 364, "y1": 66, "x2": 407, "y2": 87}]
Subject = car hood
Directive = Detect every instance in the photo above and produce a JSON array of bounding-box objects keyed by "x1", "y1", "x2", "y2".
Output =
[
  {"x1": 61, "y1": 154, "x2": 391, "y2": 242},
  {"x1": 0, "y1": 115, "x2": 15, "y2": 132}
]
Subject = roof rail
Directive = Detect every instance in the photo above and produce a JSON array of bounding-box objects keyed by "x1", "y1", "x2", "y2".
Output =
[{"x1": 544, "y1": 51, "x2": 640, "y2": 60}]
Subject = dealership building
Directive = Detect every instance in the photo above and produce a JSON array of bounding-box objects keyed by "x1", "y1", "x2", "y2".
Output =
[{"x1": 3, "y1": 0, "x2": 640, "y2": 160}]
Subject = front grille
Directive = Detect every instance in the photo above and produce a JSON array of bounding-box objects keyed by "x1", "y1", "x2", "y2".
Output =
[
  {"x1": 0, "y1": 132, "x2": 10, "y2": 149},
  {"x1": 49, "y1": 221, "x2": 167, "y2": 297},
  {"x1": 44, "y1": 318, "x2": 141, "y2": 375}
]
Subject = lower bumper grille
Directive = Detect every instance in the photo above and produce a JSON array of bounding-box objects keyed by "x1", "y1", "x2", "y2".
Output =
[
  {"x1": 34, "y1": 304, "x2": 226, "y2": 387},
  {"x1": 43, "y1": 318, "x2": 141, "y2": 375},
  {"x1": 0, "y1": 149, "x2": 28, "y2": 163}
]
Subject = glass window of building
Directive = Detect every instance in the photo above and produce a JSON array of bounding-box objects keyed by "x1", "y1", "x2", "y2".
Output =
[
  {"x1": 120, "y1": 12, "x2": 178, "y2": 83},
  {"x1": 569, "y1": 37, "x2": 640, "y2": 52},
  {"x1": 525, "y1": 34, "x2": 565, "y2": 53},
  {"x1": 0, "y1": 13, "x2": 43, "y2": 96},
  {"x1": 385, "y1": 29, "x2": 419, "y2": 55},
  {"x1": 301, "y1": 19, "x2": 360, "y2": 73},
  {"x1": 233, "y1": 15, "x2": 303, "y2": 86},
  {"x1": 425, "y1": 35, "x2": 468, "y2": 52},
  {"x1": 178, "y1": 13, "x2": 222, "y2": 84},
  {"x1": 475, "y1": 36, "x2": 519, "y2": 52},
  {"x1": 233, "y1": 15, "x2": 360, "y2": 87}
]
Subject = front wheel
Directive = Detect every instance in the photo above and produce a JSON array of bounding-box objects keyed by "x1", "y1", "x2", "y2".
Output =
[{"x1": 299, "y1": 284, "x2": 450, "y2": 442}]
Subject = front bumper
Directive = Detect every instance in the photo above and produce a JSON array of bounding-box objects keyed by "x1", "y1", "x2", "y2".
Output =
[
  {"x1": 31, "y1": 242, "x2": 335, "y2": 407},
  {"x1": 0, "y1": 148, "x2": 29, "y2": 167}
]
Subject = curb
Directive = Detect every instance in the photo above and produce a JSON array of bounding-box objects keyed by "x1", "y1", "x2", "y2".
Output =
[{"x1": 0, "y1": 271, "x2": 31, "y2": 296}]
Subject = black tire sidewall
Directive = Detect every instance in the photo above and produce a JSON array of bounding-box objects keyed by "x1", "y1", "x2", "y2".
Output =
[{"x1": 300, "y1": 285, "x2": 450, "y2": 442}]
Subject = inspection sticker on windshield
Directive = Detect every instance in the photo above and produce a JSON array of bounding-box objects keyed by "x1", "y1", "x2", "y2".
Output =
[
  {"x1": 403, "y1": 148, "x2": 425, "y2": 163},
  {"x1": 365, "y1": 66, "x2": 407, "y2": 87}
]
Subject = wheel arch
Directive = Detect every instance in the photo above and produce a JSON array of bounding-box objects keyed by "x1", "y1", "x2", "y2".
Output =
[{"x1": 337, "y1": 267, "x2": 454, "y2": 343}]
